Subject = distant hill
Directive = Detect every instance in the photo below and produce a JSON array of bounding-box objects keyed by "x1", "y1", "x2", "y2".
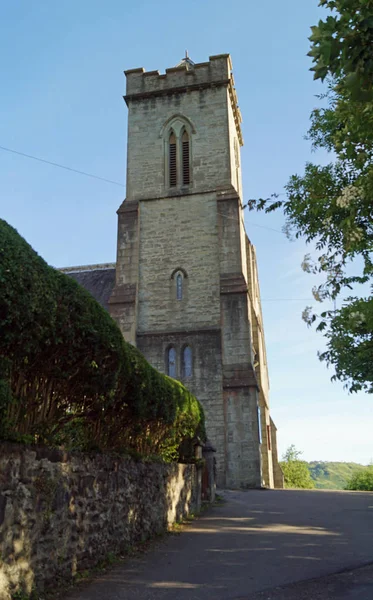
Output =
[{"x1": 308, "y1": 461, "x2": 368, "y2": 490}]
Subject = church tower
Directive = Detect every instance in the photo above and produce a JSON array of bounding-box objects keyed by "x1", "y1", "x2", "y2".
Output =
[{"x1": 109, "y1": 54, "x2": 282, "y2": 488}]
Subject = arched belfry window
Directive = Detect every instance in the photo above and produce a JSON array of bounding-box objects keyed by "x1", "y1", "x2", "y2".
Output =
[
  {"x1": 161, "y1": 115, "x2": 195, "y2": 190},
  {"x1": 169, "y1": 131, "x2": 177, "y2": 187},
  {"x1": 176, "y1": 273, "x2": 183, "y2": 300},
  {"x1": 182, "y1": 346, "x2": 192, "y2": 378},
  {"x1": 167, "y1": 347, "x2": 177, "y2": 378},
  {"x1": 182, "y1": 129, "x2": 190, "y2": 186}
]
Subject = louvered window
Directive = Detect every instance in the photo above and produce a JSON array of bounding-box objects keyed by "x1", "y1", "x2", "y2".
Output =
[
  {"x1": 169, "y1": 131, "x2": 177, "y2": 187},
  {"x1": 182, "y1": 130, "x2": 190, "y2": 185}
]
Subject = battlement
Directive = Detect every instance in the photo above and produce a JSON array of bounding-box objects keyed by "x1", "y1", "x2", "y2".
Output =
[
  {"x1": 124, "y1": 54, "x2": 243, "y2": 145},
  {"x1": 125, "y1": 54, "x2": 231, "y2": 96}
]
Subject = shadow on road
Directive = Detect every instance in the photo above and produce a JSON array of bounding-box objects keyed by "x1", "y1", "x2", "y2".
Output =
[{"x1": 65, "y1": 489, "x2": 373, "y2": 600}]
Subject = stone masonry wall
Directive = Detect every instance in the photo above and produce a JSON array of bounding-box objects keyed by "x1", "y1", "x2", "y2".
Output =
[
  {"x1": 124, "y1": 56, "x2": 237, "y2": 202},
  {"x1": 138, "y1": 193, "x2": 220, "y2": 332},
  {"x1": 111, "y1": 53, "x2": 270, "y2": 489},
  {"x1": 0, "y1": 444, "x2": 200, "y2": 600},
  {"x1": 245, "y1": 237, "x2": 276, "y2": 488},
  {"x1": 134, "y1": 191, "x2": 225, "y2": 483},
  {"x1": 109, "y1": 201, "x2": 139, "y2": 345},
  {"x1": 270, "y1": 419, "x2": 285, "y2": 489},
  {"x1": 137, "y1": 329, "x2": 225, "y2": 487},
  {"x1": 218, "y1": 193, "x2": 262, "y2": 488},
  {"x1": 126, "y1": 86, "x2": 231, "y2": 201},
  {"x1": 125, "y1": 55, "x2": 231, "y2": 98}
]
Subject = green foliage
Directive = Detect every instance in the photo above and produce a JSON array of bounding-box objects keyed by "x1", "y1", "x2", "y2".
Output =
[
  {"x1": 345, "y1": 465, "x2": 373, "y2": 490},
  {"x1": 0, "y1": 359, "x2": 13, "y2": 438},
  {"x1": 279, "y1": 445, "x2": 315, "y2": 489},
  {"x1": 11, "y1": 588, "x2": 39, "y2": 600},
  {"x1": 319, "y1": 298, "x2": 373, "y2": 393},
  {"x1": 309, "y1": 461, "x2": 368, "y2": 489},
  {"x1": 309, "y1": 1, "x2": 373, "y2": 98},
  {"x1": 247, "y1": 0, "x2": 373, "y2": 393},
  {"x1": 0, "y1": 219, "x2": 205, "y2": 459}
]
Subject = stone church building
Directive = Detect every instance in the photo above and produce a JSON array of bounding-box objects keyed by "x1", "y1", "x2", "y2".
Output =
[{"x1": 65, "y1": 54, "x2": 283, "y2": 489}]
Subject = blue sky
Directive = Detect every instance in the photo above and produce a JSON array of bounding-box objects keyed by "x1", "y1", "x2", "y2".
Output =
[{"x1": 1, "y1": 1, "x2": 372, "y2": 464}]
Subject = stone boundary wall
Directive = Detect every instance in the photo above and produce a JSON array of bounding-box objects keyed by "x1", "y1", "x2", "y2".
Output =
[{"x1": 0, "y1": 443, "x2": 201, "y2": 599}]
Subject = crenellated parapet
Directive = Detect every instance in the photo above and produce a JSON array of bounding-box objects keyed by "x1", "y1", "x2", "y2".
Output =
[{"x1": 124, "y1": 54, "x2": 243, "y2": 146}]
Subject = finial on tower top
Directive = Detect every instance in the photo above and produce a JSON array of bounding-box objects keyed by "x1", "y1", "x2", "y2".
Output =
[{"x1": 175, "y1": 51, "x2": 195, "y2": 70}]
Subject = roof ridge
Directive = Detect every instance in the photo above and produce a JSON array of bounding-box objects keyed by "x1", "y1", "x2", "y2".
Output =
[{"x1": 58, "y1": 263, "x2": 116, "y2": 274}]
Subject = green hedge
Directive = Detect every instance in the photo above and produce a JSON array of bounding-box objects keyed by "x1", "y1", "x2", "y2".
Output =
[{"x1": 0, "y1": 219, "x2": 205, "y2": 459}]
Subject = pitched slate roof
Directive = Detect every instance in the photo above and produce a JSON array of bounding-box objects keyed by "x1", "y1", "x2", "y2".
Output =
[{"x1": 61, "y1": 264, "x2": 116, "y2": 312}]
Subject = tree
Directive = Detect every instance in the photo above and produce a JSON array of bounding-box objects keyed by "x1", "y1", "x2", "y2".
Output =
[
  {"x1": 280, "y1": 445, "x2": 315, "y2": 489},
  {"x1": 345, "y1": 466, "x2": 373, "y2": 491},
  {"x1": 308, "y1": 0, "x2": 373, "y2": 98},
  {"x1": 248, "y1": 0, "x2": 373, "y2": 393}
]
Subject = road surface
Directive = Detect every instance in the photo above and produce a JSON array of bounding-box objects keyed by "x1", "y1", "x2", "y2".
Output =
[{"x1": 64, "y1": 489, "x2": 373, "y2": 599}]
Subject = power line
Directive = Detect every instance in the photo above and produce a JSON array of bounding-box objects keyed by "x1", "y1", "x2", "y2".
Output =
[
  {"x1": 261, "y1": 298, "x2": 314, "y2": 302},
  {"x1": 2, "y1": 145, "x2": 316, "y2": 305},
  {"x1": 0, "y1": 144, "x2": 287, "y2": 217},
  {"x1": 0, "y1": 144, "x2": 124, "y2": 188},
  {"x1": 217, "y1": 212, "x2": 284, "y2": 235},
  {"x1": 0, "y1": 144, "x2": 288, "y2": 206},
  {"x1": 249, "y1": 222, "x2": 284, "y2": 234}
]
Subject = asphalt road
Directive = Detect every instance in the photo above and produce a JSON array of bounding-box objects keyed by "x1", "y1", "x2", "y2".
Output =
[{"x1": 64, "y1": 489, "x2": 373, "y2": 600}]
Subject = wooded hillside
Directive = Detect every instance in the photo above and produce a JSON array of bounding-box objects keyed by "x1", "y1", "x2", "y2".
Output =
[{"x1": 309, "y1": 461, "x2": 368, "y2": 490}]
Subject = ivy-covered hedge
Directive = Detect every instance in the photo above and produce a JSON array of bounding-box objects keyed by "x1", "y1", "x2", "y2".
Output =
[{"x1": 0, "y1": 219, "x2": 205, "y2": 459}]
